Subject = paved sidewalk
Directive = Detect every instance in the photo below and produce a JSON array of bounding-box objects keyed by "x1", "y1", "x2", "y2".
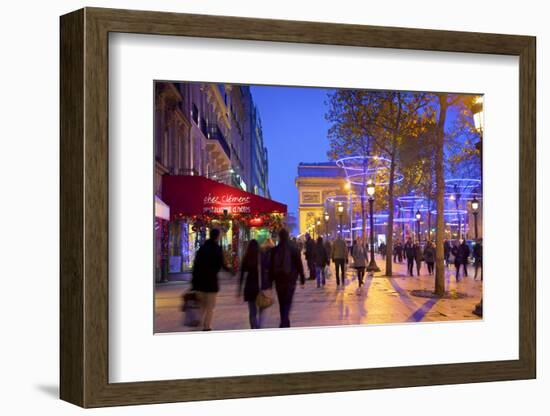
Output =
[{"x1": 155, "y1": 255, "x2": 482, "y2": 333}]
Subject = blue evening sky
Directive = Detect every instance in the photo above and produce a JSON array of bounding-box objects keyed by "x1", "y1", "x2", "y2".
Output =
[
  {"x1": 250, "y1": 85, "x2": 333, "y2": 216},
  {"x1": 249, "y1": 86, "x2": 471, "y2": 217}
]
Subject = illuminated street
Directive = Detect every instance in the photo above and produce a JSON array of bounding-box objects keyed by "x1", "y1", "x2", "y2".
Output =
[
  {"x1": 155, "y1": 255, "x2": 482, "y2": 333},
  {"x1": 153, "y1": 83, "x2": 484, "y2": 332}
]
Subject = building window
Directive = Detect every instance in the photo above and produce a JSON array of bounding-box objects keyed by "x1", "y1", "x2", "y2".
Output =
[
  {"x1": 191, "y1": 103, "x2": 199, "y2": 124},
  {"x1": 200, "y1": 116, "x2": 208, "y2": 138}
]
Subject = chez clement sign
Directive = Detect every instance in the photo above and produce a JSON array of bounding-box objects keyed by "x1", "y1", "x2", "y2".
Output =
[
  {"x1": 203, "y1": 193, "x2": 252, "y2": 214},
  {"x1": 162, "y1": 175, "x2": 286, "y2": 219}
]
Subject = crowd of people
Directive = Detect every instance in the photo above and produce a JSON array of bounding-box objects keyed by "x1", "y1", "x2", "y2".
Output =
[
  {"x1": 188, "y1": 228, "x2": 482, "y2": 331},
  {"x1": 190, "y1": 227, "x2": 306, "y2": 331},
  {"x1": 392, "y1": 237, "x2": 482, "y2": 281}
]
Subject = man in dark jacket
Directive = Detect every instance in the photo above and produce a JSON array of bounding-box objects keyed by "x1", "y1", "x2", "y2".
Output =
[
  {"x1": 379, "y1": 242, "x2": 387, "y2": 259},
  {"x1": 473, "y1": 239, "x2": 482, "y2": 280},
  {"x1": 393, "y1": 240, "x2": 403, "y2": 263},
  {"x1": 404, "y1": 238, "x2": 415, "y2": 276},
  {"x1": 304, "y1": 233, "x2": 316, "y2": 280},
  {"x1": 191, "y1": 228, "x2": 230, "y2": 331},
  {"x1": 455, "y1": 240, "x2": 471, "y2": 281},
  {"x1": 314, "y1": 237, "x2": 329, "y2": 288},
  {"x1": 269, "y1": 228, "x2": 305, "y2": 328},
  {"x1": 444, "y1": 239, "x2": 452, "y2": 267}
]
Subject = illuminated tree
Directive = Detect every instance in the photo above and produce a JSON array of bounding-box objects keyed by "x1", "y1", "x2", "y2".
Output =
[
  {"x1": 326, "y1": 90, "x2": 433, "y2": 276},
  {"x1": 432, "y1": 93, "x2": 481, "y2": 296},
  {"x1": 326, "y1": 90, "x2": 373, "y2": 240}
]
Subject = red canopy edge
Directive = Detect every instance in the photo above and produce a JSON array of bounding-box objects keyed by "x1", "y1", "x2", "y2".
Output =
[{"x1": 161, "y1": 175, "x2": 287, "y2": 220}]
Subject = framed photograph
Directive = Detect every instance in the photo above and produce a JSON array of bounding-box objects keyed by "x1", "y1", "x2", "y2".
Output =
[{"x1": 60, "y1": 7, "x2": 536, "y2": 408}]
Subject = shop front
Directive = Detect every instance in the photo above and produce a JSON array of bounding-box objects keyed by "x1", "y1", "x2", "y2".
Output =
[
  {"x1": 154, "y1": 196, "x2": 170, "y2": 282},
  {"x1": 161, "y1": 175, "x2": 287, "y2": 274}
]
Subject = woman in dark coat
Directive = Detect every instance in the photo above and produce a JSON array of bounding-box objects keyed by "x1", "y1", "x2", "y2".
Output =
[{"x1": 238, "y1": 239, "x2": 269, "y2": 329}]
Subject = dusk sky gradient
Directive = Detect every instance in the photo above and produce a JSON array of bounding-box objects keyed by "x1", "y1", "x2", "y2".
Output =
[
  {"x1": 250, "y1": 85, "x2": 334, "y2": 216},
  {"x1": 249, "y1": 86, "x2": 471, "y2": 218}
]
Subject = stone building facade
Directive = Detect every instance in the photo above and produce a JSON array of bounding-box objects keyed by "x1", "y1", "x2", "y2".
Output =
[
  {"x1": 154, "y1": 81, "x2": 271, "y2": 280},
  {"x1": 154, "y1": 82, "x2": 269, "y2": 196}
]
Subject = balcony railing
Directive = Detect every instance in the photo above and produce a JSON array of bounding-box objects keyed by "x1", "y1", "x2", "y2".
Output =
[
  {"x1": 199, "y1": 117, "x2": 231, "y2": 160},
  {"x1": 208, "y1": 125, "x2": 231, "y2": 159}
]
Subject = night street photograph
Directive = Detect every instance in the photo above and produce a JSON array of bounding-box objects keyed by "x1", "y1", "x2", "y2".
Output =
[{"x1": 153, "y1": 81, "x2": 484, "y2": 333}]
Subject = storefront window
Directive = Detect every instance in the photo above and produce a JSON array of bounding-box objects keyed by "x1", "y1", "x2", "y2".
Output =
[{"x1": 250, "y1": 227, "x2": 271, "y2": 246}]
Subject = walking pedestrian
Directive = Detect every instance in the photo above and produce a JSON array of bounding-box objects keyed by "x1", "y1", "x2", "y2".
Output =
[
  {"x1": 473, "y1": 239, "x2": 483, "y2": 280},
  {"x1": 454, "y1": 240, "x2": 470, "y2": 281},
  {"x1": 238, "y1": 239, "x2": 271, "y2": 329},
  {"x1": 379, "y1": 242, "x2": 387, "y2": 260},
  {"x1": 297, "y1": 238, "x2": 304, "y2": 255},
  {"x1": 351, "y1": 237, "x2": 368, "y2": 289},
  {"x1": 331, "y1": 234, "x2": 347, "y2": 288},
  {"x1": 413, "y1": 240, "x2": 423, "y2": 276},
  {"x1": 269, "y1": 228, "x2": 306, "y2": 328},
  {"x1": 423, "y1": 240, "x2": 435, "y2": 275},
  {"x1": 314, "y1": 237, "x2": 329, "y2": 288},
  {"x1": 394, "y1": 240, "x2": 403, "y2": 263},
  {"x1": 404, "y1": 238, "x2": 415, "y2": 276},
  {"x1": 191, "y1": 228, "x2": 231, "y2": 331},
  {"x1": 444, "y1": 239, "x2": 451, "y2": 267},
  {"x1": 304, "y1": 233, "x2": 316, "y2": 280},
  {"x1": 324, "y1": 238, "x2": 332, "y2": 277}
]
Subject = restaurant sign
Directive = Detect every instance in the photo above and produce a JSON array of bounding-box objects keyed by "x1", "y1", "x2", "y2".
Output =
[
  {"x1": 162, "y1": 175, "x2": 287, "y2": 219},
  {"x1": 203, "y1": 193, "x2": 252, "y2": 214}
]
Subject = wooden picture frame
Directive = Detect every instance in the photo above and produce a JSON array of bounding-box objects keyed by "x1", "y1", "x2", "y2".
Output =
[{"x1": 60, "y1": 7, "x2": 536, "y2": 408}]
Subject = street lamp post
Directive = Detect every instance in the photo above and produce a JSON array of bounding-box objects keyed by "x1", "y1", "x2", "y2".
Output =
[
  {"x1": 415, "y1": 209, "x2": 421, "y2": 243},
  {"x1": 472, "y1": 96, "x2": 484, "y2": 139},
  {"x1": 324, "y1": 212, "x2": 330, "y2": 238},
  {"x1": 453, "y1": 185, "x2": 462, "y2": 240},
  {"x1": 471, "y1": 197, "x2": 479, "y2": 240},
  {"x1": 402, "y1": 219, "x2": 405, "y2": 242},
  {"x1": 337, "y1": 203, "x2": 344, "y2": 237},
  {"x1": 316, "y1": 218, "x2": 321, "y2": 239},
  {"x1": 344, "y1": 180, "x2": 353, "y2": 242},
  {"x1": 366, "y1": 181, "x2": 380, "y2": 273},
  {"x1": 471, "y1": 96, "x2": 484, "y2": 318}
]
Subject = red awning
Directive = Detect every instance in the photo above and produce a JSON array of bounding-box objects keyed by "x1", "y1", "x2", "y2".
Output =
[{"x1": 162, "y1": 175, "x2": 287, "y2": 220}]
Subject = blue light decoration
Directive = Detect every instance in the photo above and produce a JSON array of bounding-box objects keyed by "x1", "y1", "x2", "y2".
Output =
[
  {"x1": 444, "y1": 178, "x2": 482, "y2": 204},
  {"x1": 429, "y1": 209, "x2": 468, "y2": 216},
  {"x1": 336, "y1": 155, "x2": 404, "y2": 186},
  {"x1": 325, "y1": 194, "x2": 363, "y2": 205}
]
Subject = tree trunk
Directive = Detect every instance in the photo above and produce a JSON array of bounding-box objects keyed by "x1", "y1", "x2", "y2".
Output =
[
  {"x1": 434, "y1": 94, "x2": 448, "y2": 297},
  {"x1": 427, "y1": 195, "x2": 432, "y2": 241},
  {"x1": 385, "y1": 153, "x2": 396, "y2": 276}
]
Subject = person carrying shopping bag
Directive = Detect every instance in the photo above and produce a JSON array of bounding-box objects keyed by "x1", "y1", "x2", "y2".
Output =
[
  {"x1": 238, "y1": 239, "x2": 273, "y2": 329},
  {"x1": 191, "y1": 228, "x2": 232, "y2": 331}
]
